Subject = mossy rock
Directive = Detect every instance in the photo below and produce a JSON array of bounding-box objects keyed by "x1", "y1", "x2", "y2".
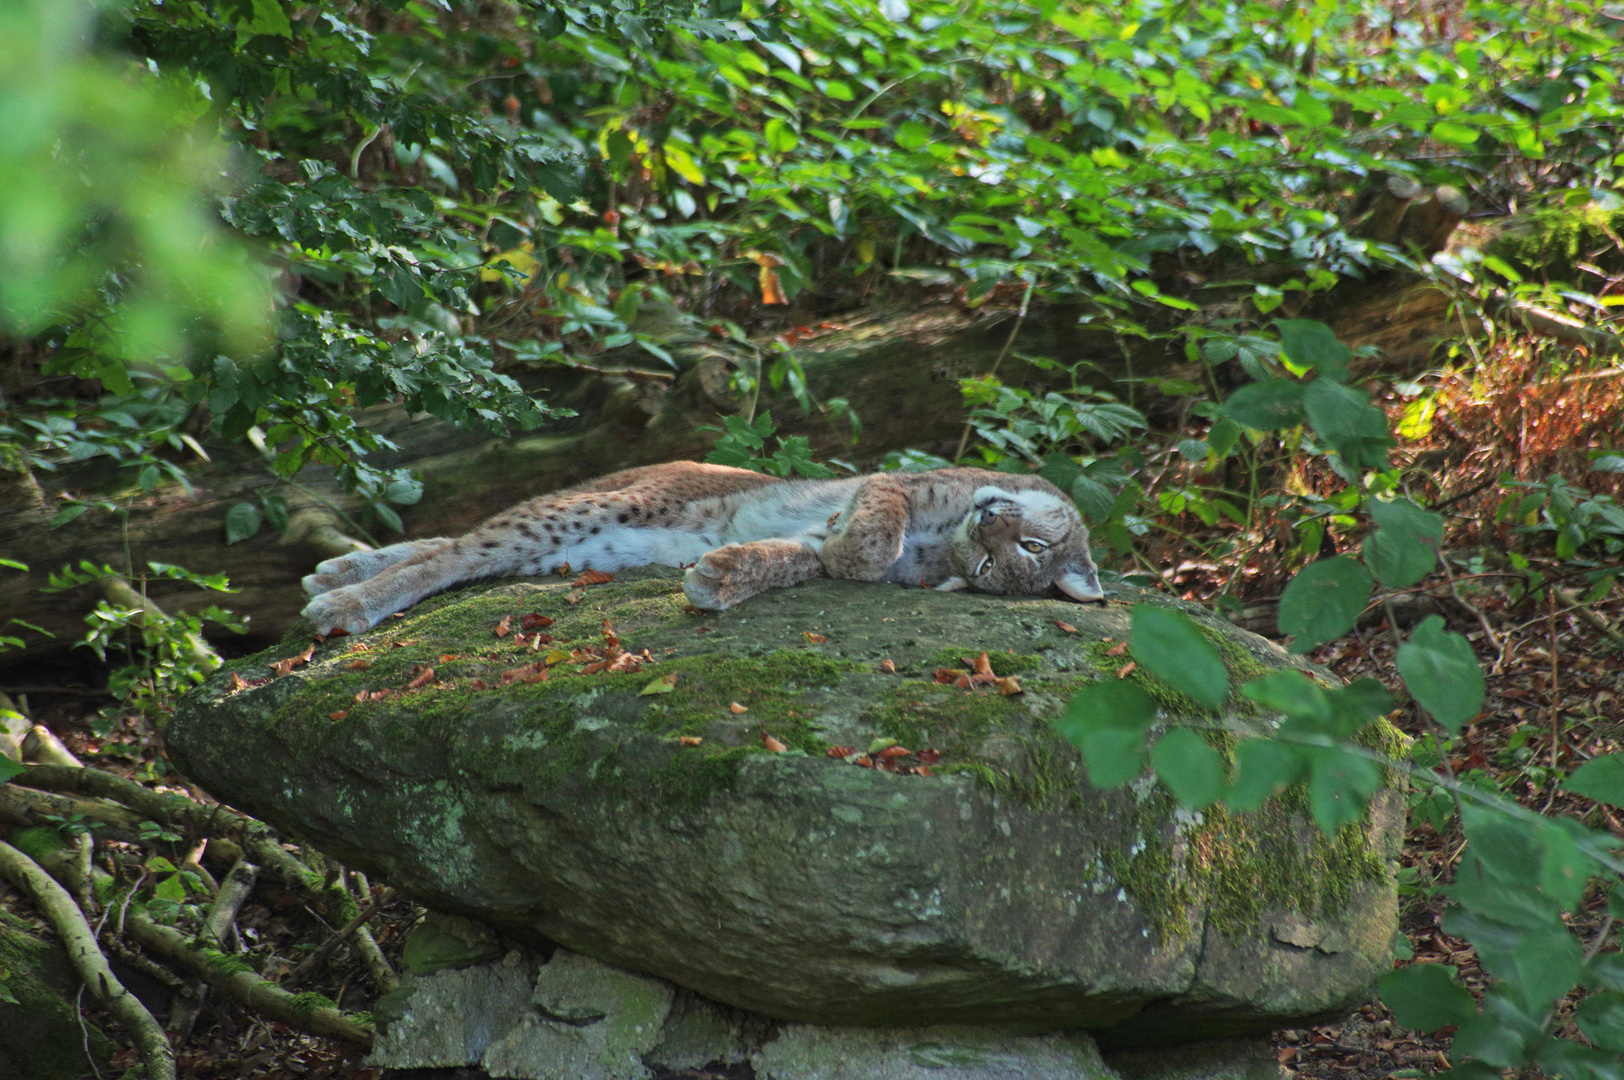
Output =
[
  {"x1": 1486, "y1": 203, "x2": 1624, "y2": 280},
  {"x1": 0, "y1": 911, "x2": 115, "y2": 1079},
  {"x1": 166, "y1": 566, "x2": 1402, "y2": 1043}
]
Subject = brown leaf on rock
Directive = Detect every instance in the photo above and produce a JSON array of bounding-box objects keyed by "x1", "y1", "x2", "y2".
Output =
[
  {"x1": 729, "y1": 701, "x2": 748, "y2": 714},
  {"x1": 406, "y1": 666, "x2": 436, "y2": 690},
  {"x1": 1054, "y1": 620, "x2": 1079, "y2": 633},
  {"x1": 803, "y1": 631, "x2": 828, "y2": 644},
  {"x1": 953, "y1": 672, "x2": 972, "y2": 690},
  {"x1": 328, "y1": 710, "x2": 349, "y2": 721},
  {"x1": 573, "y1": 569, "x2": 615, "y2": 587},
  {"x1": 640, "y1": 673, "x2": 680, "y2": 696},
  {"x1": 520, "y1": 613, "x2": 555, "y2": 631},
  {"x1": 762, "y1": 733, "x2": 788, "y2": 753},
  {"x1": 353, "y1": 688, "x2": 394, "y2": 703},
  {"x1": 852, "y1": 755, "x2": 873, "y2": 768},
  {"x1": 933, "y1": 668, "x2": 967, "y2": 685},
  {"x1": 601, "y1": 619, "x2": 619, "y2": 649},
  {"x1": 347, "y1": 643, "x2": 371, "y2": 654},
  {"x1": 555, "y1": 563, "x2": 573, "y2": 578},
  {"x1": 878, "y1": 658, "x2": 896, "y2": 673},
  {"x1": 389, "y1": 639, "x2": 417, "y2": 648},
  {"x1": 269, "y1": 645, "x2": 315, "y2": 677},
  {"x1": 494, "y1": 615, "x2": 513, "y2": 637},
  {"x1": 827, "y1": 745, "x2": 855, "y2": 758},
  {"x1": 916, "y1": 748, "x2": 942, "y2": 765},
  {"x1": 877, "y1": 745, "x2": 911, "y2": 761},
  {"x1": 1105, "y1": 640, "x2": 1130, "y2": 657},
  {"x1": 469, "y1": 679, "x2": 490, "y2": 691},
  {"x1": 969, "y1": 652, "x2": 998, "y2": 687},
  {"x1": 996, "y1": 676, "x2": 1024, "y2": 696},
  {"x1": 346, "y1": 658, "x2": 372, "y2": 670},
  {"x1": 678, "y1": 735, "x2": 703, "y2": 747},
  {"x1": 227, "y1": 671, "x2": 249, "y2": 693},
  {"x1": 916, "y1": 765, "x2": 933, "y2": 777},
  {"x1": 564, "y1": 590, "x2": 585, "y2": 605},
  {"x1": 499, "y1": 662, "x2": 548, "y2": 686},
  {"x1": 1115, "y1": 661, "x2": 1137, "y2": 678}
]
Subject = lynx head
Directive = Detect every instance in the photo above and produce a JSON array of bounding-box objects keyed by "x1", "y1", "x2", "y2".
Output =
[{"x1": 947, "y1": 484, "x2": 1104, "y2": 602}]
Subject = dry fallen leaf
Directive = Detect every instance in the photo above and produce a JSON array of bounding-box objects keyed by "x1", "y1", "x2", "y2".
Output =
[
  {"x1": 389, "y1": 639, "x2": 417, "y2": 648},
  {"x1": 544, "y1": 649, "x2": 573, "y2": 666},
  {"x1": 1115, "y1": 661, "x2": 1137, "y2": 678},
  {"x1": 564, "y1": 590, "x2": 585, "y2": 605},
  {"x1": 353, "y1": 688, "x2": 393, "y2": 703},
  {"x1": 916, "y1": 765, "x2": 932, "y2": 777},
  {"x1": 729, "y1": 701, "x2": 748, "y2": 714},
  {"x1": 996, "y1": 675, "x2": 1024, "y2": 696},
  {"x1": 878, "y1": 658, "x2": 896, "y2": 673},
  {"x1": 469, "y1": 679, "x2": 490, "y2": 691},
  {"x1": 916, "y1": 748, "x2": 942, "y2": 765},
  {"x1": 347, "y1": 658, "x2": 372, "y2": 670},
  {"x1": 227, "y1": 671, "x2": 249, "y2": 692},
  {"x1": 1105, "y1": 640, "x2": 1130, "y2": 657},
  {"x1": 555, "y1": 562, "x2": 573, "y2": 578},
  {"x1": 933, "y1": 668, "x2": 968, "y2": 685},
  {"x1": 573, "y1": 569, "x2": 615, "y2": 587},
  {"x1": 346, "y1": 643, "x2": 371, "y2": 654},
  {"x1": 328, "y1": 710, "x2": 349, "y2": 721},
  {"x1": 803, "y1": 631, "x2": 828, "y2": 644},
  {"x1": 852, "y1": 755, "x2": 874, "y2": 768},
  {"x1": 437, "y1": 653, "x2": 460, "y2": 662},
  {"x1": 499, "y1": 661, "x2": 549, "y2": 686},
  {"x1": 601, "y1": 619, "x2": 619, "y2": 648},
  {"x1": 762, "y1": 733, "x2": 788, "y2": 753},
  {"x1": 640, "y1": 673, "x2": 680, "y2": 696},
  {"x1": 1053, "y1": 620, "x2": 1079, "y2": 633},
  {"x1": 520, "y1": 613, "x2": 554, "y2": 631},
  {"x1": 877, "y1": 745, "x2": 911, "y2": 761},
  {"x1": 826, "y1": 745, "x2": 855, "y2": 758},
  {"x1": 969, "y1": 652, "x2": 997, "y2": 687},
  {"x1": 494, "y1": 614, "x2": 513, "y2": 637},
  {"x1": 269, "y1": 645, "x2": 315, "y2": 677},
  {"x1": 406, "y1": 665, "x2": 436, "y2": 690},
  {"x1": 678, "y1": 735, "x2": 703, "y2": 747}
]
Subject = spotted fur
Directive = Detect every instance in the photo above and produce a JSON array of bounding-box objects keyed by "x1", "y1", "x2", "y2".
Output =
[{"x1": 300, "y1": 461, "x2": 1104, "y2": 636}]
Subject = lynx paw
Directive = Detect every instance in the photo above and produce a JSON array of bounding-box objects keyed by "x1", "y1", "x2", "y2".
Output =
[
  {"x1": 302, "y1": 540, "x2": 447, "y2": 597},
  {"x1": 682, "y1": 546, "x2": 757, "y2": 611},
  {"x1": 301, "y1": 587, "x2": 384, "y2": 637}
]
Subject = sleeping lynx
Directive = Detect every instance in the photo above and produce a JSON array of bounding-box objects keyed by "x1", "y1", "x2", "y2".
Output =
[{"x1": 300, "y1": 461, "x2": 1105, "y2": 636}]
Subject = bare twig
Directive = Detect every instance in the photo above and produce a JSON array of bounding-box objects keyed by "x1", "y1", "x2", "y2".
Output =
[
  {"x1": 952, "y1": 283, "x2": 1033, "y2": 463},
  {"x1": 283, "y1": 897, "x2": 383, "y2": 990}
]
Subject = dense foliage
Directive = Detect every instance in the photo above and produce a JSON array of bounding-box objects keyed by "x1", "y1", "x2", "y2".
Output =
[{"x1": 2, "y1": 0, "x2": 1622, "y2": 1076}]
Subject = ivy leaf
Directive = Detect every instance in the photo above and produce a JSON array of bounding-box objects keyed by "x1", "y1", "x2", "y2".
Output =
[
  {"x1": 1278, "y1": 556, "x2": 1372, "y2": 653},
  {"x1": 224, "y1": 502, "x2": 262, "y2": 545},
  {"x1": 1275, "y1": 319, "x2": 1351, "y2": 382},
  {"x1": 1364, "y1": 497, "x2": 1442, "y2": 587},
  {"x1": 1223, "y1": 379, "x2": 1306, "y2": 431},
  {"x1": 1396, "y1": 615, "x2": 1484, "y2": 733},
  {"x1": 1378, "y1": 964, "x2": 1478, "y2": 1033},
  {"x1": 1150, "y1": 727, "x2": 1224, "y2": 808},
  {"x1": 1129, "y1": 605, "x2": 1229, "y2": 708},
  {"x1": 1303, "y1": 379, "x2": 1395, "y2": 470},
  {"x1": 1053, "y1": 679, "x2": 1156, "y2": 788},
  {"x1": 1565, "y1": 753, "x2": 1624, "y2": 808}
]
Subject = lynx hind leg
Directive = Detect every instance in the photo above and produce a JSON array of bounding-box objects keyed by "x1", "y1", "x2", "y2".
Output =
[
  {"x1": 684, "y1": 539, "x2": 825, "y2": 610},
  {"x1": 302, "y1": 538, "x2": 454, "y2": 598},
  {"x1": 819, "y1": 476, "x2": 907, "y2": 581}
]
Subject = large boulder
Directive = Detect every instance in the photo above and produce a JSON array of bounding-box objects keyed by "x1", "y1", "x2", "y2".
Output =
[{"x1": 165, "y1": 567, "x2": 1403, "y2": 1044}]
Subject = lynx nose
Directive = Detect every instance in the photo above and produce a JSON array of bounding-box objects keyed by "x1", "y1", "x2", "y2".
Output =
[{"x1": 979, "y1": 506, "x2": 1000, "y2": 525}]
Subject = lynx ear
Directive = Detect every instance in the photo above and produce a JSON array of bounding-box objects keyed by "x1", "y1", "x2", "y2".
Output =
[{"x1": 1055, "y1": 561, "x2": 1105, "y2": 603}]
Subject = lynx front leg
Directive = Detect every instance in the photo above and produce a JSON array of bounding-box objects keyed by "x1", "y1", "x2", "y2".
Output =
[
  {"x1": 683, "y1": 539, "x2": 825, "y2": 610},
  {"x1": 819, "y1": 476, "x2": 907, "y2": 581}
]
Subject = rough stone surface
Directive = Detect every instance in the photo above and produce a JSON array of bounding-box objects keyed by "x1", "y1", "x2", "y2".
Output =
[
  {"x1": 167, "y1": 568, "x2": 1403, "y2": 1042},
  {"x1": 750, "y1": 1024, "x2": 1113, "y2": 1080}
]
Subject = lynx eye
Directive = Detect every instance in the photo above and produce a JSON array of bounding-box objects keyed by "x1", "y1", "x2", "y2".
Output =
[
  {"x1": 973, "y1": 554, "x2": 994, "y2": 576},
  {"x1": 1019, "y1": 539, "x2": 1049, "y2": 553}
]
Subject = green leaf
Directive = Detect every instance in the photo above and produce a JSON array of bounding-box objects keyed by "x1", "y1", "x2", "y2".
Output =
[
  {"x1": 1566, "y1": 753, "x2": 1624, "y2": 808},
  {"x1": 1378, "y1": 964, "x2": 1477, "y2": 1032},
  {"x1": 1364, "y1": 497, "x2": 1443, "y2": 587},
  {"x1": 1223, "y1": 379, "x2": 1306, "y2": 431},
  {"x1": 1240, "y1": 669, "x2": 1330, "y2": 723},
  {"x1": 1574, "y1": 991, "x2": 1624, "y2": 1053},
  {"x1": 1277, "y1": 556, "x2": 1372, "y2": 653},
  {"x1": 224, "y1": 502, "x2": 261, "y2": 545},
  {"x1": 1129, "y1": 605, "x2": 1229, "y2": 708},
  {"x1": 1396, "y1": 615, "x2": 1484, "y2": 733},
  {"x1": 1307, "y1": 745, "x2": 1382, "y2": 833},
  {"x1": 1225, "y1": 738, "x2": 1304, "y2": 811},
  {"x1": 1303, "y1": 379, "x2": 1395, "y2": 470},
  {"x1": 1206, "y1": 417, "x2": 1242, "y2": 459},
  {"x1": 1150, "y1": 728, "x2": 1224, "y2": 808},
  {"x1": 1053, "y1": 679, "x2": 1157, "y2": 788},
  {"x1": 1275, "y1": 319, "x2": 1351, "y2": 382},
  {"x1": 0, "y1": 756, "x2": 24, "y2": 784}
]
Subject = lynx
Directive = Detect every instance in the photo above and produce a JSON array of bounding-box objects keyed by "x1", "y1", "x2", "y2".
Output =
[{"x1": 300, "y1": 461, "x2": 1105, "y2": 636}]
